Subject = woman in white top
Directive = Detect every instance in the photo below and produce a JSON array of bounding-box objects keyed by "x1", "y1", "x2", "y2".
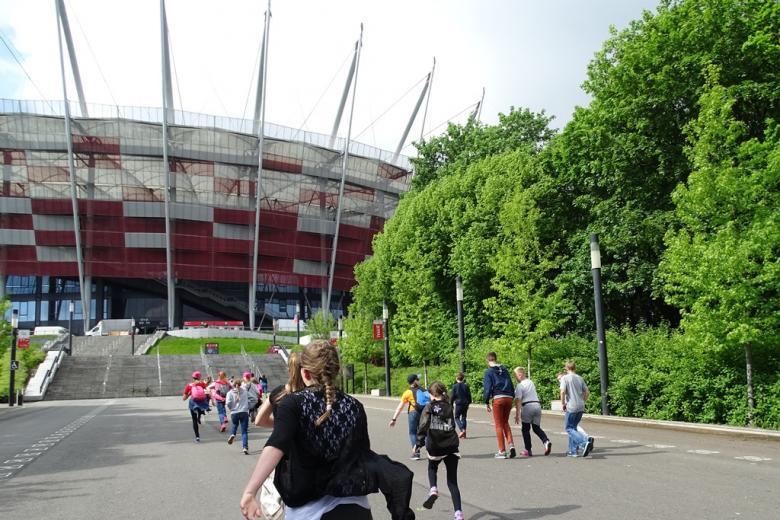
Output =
[
  {"x1": 513, "y1": 367, "x2": 552, "y2": 457},
  {"x1": 227, "y1": 379, "x2": 251, "y2": 454}
]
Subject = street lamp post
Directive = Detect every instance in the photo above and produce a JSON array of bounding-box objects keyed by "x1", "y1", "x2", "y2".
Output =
[
  {"x1": 295, "y1": 303, "x2": 301, "y2": 345},
  {"x1": 8, "y1": 309, "x2": 18, "y2": 407},
  {"x1": 590, "y1": 234, "x2": 610, "y2": 415},
  {"x1": 456, "y1": 275, "x2": 465, "y2": 374},
  {"x1": 338, "y1": 316, "x2": 343, "y2": 343},
  {"x1": 272, "y1": 318, "x2": 277, "y2": 347},
  {"x1": 67, "y1": 301, "x2": 74, "y2": 356},
  {"x1": 130, "y1": 317, "x2": 136, "y2": 356},
  {"x1": 383, "y1": 302, "x2": 391, "y2": 397}
]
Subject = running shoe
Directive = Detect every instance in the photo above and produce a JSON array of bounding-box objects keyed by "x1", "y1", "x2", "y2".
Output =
[
  {"x1": 520, "y1": 449, "x2": 532, "y2": 457},
  {"x1": 509, "y1": 445, "x2": 517, "y2": 458},
  {"x1": 454, "y1": 511, "x2": 464, "y2": 520},
  {"x1": 228, "y1": 434, "x2": 235, "y2": 445},
  {"x1": 423, "y1": 488, "x2": 438, "y2": 509},
  {"x1": 544, "y1": 440, "x2": 552, "y2": 456},
  {"x1": 566, "y1": 452, "x2": 578, "y2": 457},
  {"x1": 494, "y1": 451, "x2": 508, "y2": 459},
  {"x1": 410, "y1": 453, "x2": 421, "y2": 461},
  {"x1": 243, "y1": 448, "x2": 249, "y2": 455},
  {"x1": 583, "y1": 437, "x2": 594, "y2": 457},
  {"x1": 194, "y1": 437, "x2": 200, "y2": 443}
]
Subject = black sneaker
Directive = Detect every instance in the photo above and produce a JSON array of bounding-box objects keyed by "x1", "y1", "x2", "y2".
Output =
[
  {"x1": 227, "y1": 434, "x2": 235, "y2": 445},
  {"x1": 422, "y1": 493, "x2": 438, "y2": 509},
  {"x1": 509, "y1": 446, "x2": 517, "y2": 458},
  {"x1": 583, "y1": 437, "x2": 594, "y2": 457}
]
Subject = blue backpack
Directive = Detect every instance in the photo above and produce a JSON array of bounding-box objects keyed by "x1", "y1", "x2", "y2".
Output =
[{"x1": 415, "y1": 388, "x2": 431, "y2": 412}]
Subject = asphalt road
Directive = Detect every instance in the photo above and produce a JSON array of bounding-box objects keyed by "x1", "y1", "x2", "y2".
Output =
[{"x1": 0, "y1": 396, "x2": 778, "y2": 519}]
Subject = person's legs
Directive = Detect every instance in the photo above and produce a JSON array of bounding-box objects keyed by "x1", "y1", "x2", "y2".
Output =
[
  {"x1": 216, "y1": 400, "x2": 227, "y2": 430},
  {"x1": 407, "y1": 410, "x2": 421, "y2": 456},
  {"x1": 496, "y1": 397, "x2": 515, "y2": 453},
  {"x1": 491, "y1": 402, "x2": 506, "y2": 453},
  {"x1": 453, "y1": 404, "x2": 464, "y2": 432},
  {"x1": 443, "y1": 454, "x2": 462, "y2": 513},
  {"x1": 190, "y1": 408, "x2": 200, "y2": 439},
  {"x1": 521, "y1": 422, "x2": 532, "y2": 452},
  {"x1": 239, "y1": 412, "x2": 249, "y2": 449},
  {"x1": 565, "y1": 411, "x2": 586, "y2": 454},
  {"x1": 424, "y1": 459, "x2": 440, "y2": 509},
  {"x1": 228, "y1": 412, "x2": 238, "y2": 444},
  {"x1": 532, "y1": 423, "x2": 549, "y2": 444},
  {"x1": 461, "y1": 404, "x2": 469, "y2": 435}
]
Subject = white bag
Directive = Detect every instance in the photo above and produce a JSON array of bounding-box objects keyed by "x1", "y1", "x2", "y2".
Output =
[{"x1": 260, "y1": 471, "x2": 284, "y2": 520}]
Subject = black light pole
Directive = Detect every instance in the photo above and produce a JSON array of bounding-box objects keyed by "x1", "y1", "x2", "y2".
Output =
[
  {"x1": 67, "y1": 300, "x2": 74, "y2": 356},
  {"x1": 8, "y1": 309, "x2": 18, "y2": 407},
  {"x1": 338, "y1": 316, "x2": 344, "y2": 389},
  {"x1": 295, "y1": 303, "x2": 301, "y2": 345},
  {"x1": 130, "y1": 317, "x2": 136, "y2": 356},
  {"x1": 456, "y1": 275, "x2": 465, "y2": 374},
  {"x1": 590, "y1": 234, "x2": 610, "y2": 415},
  {"x1": 382, "y1": 302, "x2": 391, "y2": 397},
  {"x1": 272, "y1": 318, "x2": 277, "y2": 347}
]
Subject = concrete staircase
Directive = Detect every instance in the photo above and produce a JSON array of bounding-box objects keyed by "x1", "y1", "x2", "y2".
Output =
[{"x1": 44, "y1": 353, "x2": 288, "y2": 401}]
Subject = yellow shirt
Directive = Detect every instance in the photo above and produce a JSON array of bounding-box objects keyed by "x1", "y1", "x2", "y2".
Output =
[{"x1": 401, "y1": 389, "x2": 417, "y2": 412}]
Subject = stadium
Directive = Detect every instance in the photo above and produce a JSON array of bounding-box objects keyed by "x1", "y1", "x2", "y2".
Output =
[{"x1": 0, "y1": 2, "x2": 421, "y2": 333}]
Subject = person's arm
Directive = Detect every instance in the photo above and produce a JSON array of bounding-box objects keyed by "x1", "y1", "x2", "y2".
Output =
[
  {"x1": 483, "y1": 371, "x2": 493, "y2": 412},
  {"x1": 389, "y1": 396, "x2": 407, "y2": 427},
  {"x1": 416, "y1": 404, "x2": 431, "y2": 448},
  {"x1": 182, "y1": 384, "x2": 190, "y2": 401},
  {"x1": 254, "y1": 397, "x2": 274, "y2": 428},
  {"x1": 582, "y1": 381, "x2": 590, "y2": 402},
  {"x1": 560, "y1": 386, "x2": 567, "y2": 412},
  {"x1": 240, "y1": 446, "x2": 284, "y2": 520}
]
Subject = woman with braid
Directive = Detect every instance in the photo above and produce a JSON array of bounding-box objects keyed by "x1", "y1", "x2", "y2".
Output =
[{"x1": 240, "y1": 340, "x2": 374, "y2": 519}]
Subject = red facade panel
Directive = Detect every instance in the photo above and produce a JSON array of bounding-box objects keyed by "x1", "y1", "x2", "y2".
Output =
[
  {"x1": 264, "y1": 153, "x2": 303, "y2": 174},
  {"x1": 31, "y1": 199, "x2": 71, "y2": 214},
  {"x1": 214, "y1": 207, "x2": 254, "y2": 225},
  {"x1": 35, "y1": 230, "x2": 75, "y2": 246},
  {"x1": 2, "y1": 149, "x2": 26, "y2": 165},
  {"x1": 124, "y1": 217, "x2": 166, "y2": 233},
  {"x1": 79, "y1": 200, "x2": 123, "y2": 216},
  {"x1": 0, "y1": 213, "x2": 33, "y2": 229}
]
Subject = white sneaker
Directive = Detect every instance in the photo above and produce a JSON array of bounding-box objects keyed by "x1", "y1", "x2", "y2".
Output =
[{"x1": 494, "y1": 451, "x2": 507, "y2": 459}]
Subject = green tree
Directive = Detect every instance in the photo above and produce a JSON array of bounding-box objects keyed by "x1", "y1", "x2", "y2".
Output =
[
  {"x1": 304, "y1": 309, "x2": 335, "y2": 340},
  {"x1": 659, "y1": 79, "x2": 780, "y2": 426}
]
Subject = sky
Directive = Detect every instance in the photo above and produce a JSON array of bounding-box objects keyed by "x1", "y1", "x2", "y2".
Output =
[{"x1": 0, "y1": 0, "x2": 659, "y2": 157}]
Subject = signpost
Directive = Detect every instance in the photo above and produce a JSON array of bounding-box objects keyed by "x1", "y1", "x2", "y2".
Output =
[{"x1": 204, "y1": 342, "x2": 219, "y2": 355}]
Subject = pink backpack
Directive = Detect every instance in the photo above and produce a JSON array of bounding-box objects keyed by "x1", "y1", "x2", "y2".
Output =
[{"x1": 191, "y1": 383, "x2": 206, "y2": 401}]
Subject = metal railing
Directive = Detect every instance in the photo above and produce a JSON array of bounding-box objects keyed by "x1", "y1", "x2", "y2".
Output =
[{"x1": 0, "y1": 98, "x2": 413, "y2": 171}]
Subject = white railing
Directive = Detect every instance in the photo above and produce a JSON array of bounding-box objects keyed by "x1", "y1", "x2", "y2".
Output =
[
  {"x1": 0, "y1": 98, "x2": 413, "y2": 171},
  {"x1": 24, "y1": 348, "x2": 67, "y2": 401},
  {"x1": 137, "y1": 330, "x2": 166, "y2": 355}
]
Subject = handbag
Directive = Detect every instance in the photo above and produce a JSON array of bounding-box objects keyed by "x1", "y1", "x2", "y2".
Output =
[{"x1": 260, "y1": 470, "x2": 284, "y2": 520}]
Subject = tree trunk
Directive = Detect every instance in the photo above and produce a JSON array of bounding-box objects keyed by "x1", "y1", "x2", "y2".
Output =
[{"x1": 744, "y1": 343, "x2": 755, "y2": 427}]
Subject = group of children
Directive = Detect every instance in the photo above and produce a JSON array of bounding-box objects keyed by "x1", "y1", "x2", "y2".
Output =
[{"x1": 182, "y1": 369, "x2": 269, "y2": 454}]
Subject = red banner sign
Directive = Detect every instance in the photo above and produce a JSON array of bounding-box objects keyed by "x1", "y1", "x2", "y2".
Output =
[{"x1": 372, "y1": 321, "x2": 384, "y2": 340}]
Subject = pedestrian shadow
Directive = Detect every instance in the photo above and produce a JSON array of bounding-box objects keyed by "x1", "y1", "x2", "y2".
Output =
[{"x1": 468, "y1": 504, "x2": 580, "y2": 519}]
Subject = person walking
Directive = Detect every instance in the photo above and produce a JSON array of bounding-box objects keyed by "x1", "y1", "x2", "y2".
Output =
[
  {"x1": 389, "y1": 374, "x2": 423, "y2": 460},
  {"x1": 212, "y1": 371, "x2": 231, "y2": 432},
  {"x1": 513, "y1": 367, "x2": 551, "y2": 457},
  {"x1": 182, "y1": 371, "x2": 209, "y2": 442},
  {"x1": 417, "y1": 381, "x2": 464, "y2": 520},
  {"x1": 255, "y1": 352, "x2": 303, "y2": 428},
  {"x1": 560, "y1": 361, "x2": 593, "y2": 457},
  {"x1": 450, "y1": 373, "x2": 472, "y2": 439},
  {"x1": 240, "y1": 340, "x2": 376, "y2": 519},
  {"x1": 482, "y1": 352, "x2": 516, "y2": 459},
  {"x1": 242, "y1": 371, "x2": 260, "y2": 423},
  {"x1": 227, "y1": 379, "x2": 251, "y2": 455}
]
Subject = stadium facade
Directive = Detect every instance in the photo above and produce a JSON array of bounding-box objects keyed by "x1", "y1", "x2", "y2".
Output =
[{"x1": 0, "y1": 101, "x2": 412, "y2": 333}]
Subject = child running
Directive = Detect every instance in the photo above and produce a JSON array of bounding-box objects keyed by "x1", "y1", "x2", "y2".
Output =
[
  {"x1": 227, "y1": 379, "x2": 251, "y2": 455},
  {"x1": 183, "y1": 371, "x2": 209, "y2": 442},
  {"x1": 212, "y1": 371, "x2": 231, "y2": 432},
  {"x1": 416, "y1": 381, "x2": 463, "y2": 520}
]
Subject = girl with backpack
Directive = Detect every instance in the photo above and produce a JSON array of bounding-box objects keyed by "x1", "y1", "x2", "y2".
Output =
[
  {"x1": 227, "y1": 379, "x2": 251, "y2": 455},
  {"x1": 212, "y1": 371, "x2": 231, "y2": 432},
  {"x1": 183, "y1": 371, "x2": 209, "y2": 442},
  {"x1": 240, "y1": 340, "x2": 375, "y2": 519},
  {"x1": 416, "y1": 381, "x2": 463, "y2": 520}
]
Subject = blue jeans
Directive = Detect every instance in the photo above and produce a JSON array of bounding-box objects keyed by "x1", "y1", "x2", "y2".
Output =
[
  {"x1": 564, "y1": 411, "x2": 588, "y2": 454},
  {"x1": 216, "y1": 400, "x2": 227, "y2": 425},
  {"x1": 407, "y1": 410, "x2": 420, "y2": 450},
  {"x1": 454, "y1": 403, "x2": 469, "y2": 432},
  {"x1": 230, "y1": 411, "x2": 249, "y2": 449}
]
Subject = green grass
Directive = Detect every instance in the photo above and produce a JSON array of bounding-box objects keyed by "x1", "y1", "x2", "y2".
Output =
[
  {"x1": 153, "y1": 336, "x2": 291, "y2": 355},
  {"x1": 0, "y1": 342, "x2": 47, "y2": 399}
]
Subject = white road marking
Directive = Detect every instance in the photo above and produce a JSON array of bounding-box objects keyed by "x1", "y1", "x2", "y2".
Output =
[
  {"x1": 0, "y1": 407, "x2": 104, "y2": 481},
  {"x1": 645, "y1": 444, "x2": 676, "y2": 449},
  {"x1": 734, "y1": 456, "x2": 771, "y2": 462},
  {"x1": 687, "y1": 449, "x2": 720, "y2": 455},
  {"x1": 611, "y1": 439, "x2": 638, "y2": 444}
]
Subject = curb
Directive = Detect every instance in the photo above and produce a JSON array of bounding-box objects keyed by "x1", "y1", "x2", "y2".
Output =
[{"x1": 355, "y1": 394, "x2": 780, "y2": 442}]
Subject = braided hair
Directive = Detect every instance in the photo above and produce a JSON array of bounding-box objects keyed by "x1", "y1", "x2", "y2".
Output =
[{"x1": 301, "y1": 339, "x2": 341, "y2": 427}]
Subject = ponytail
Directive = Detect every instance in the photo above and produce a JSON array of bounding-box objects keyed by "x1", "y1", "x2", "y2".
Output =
[{"x1": 301, "y1": 339, "x2": 341, "y2": 427}]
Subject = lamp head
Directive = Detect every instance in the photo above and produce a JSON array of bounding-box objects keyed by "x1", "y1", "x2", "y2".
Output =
[
  {"x1": 590, "y1": 234, "x2": 601, "y2": 269},
  {"x1": 11, "y1": 308, "x2": 18, "y2": 328}
]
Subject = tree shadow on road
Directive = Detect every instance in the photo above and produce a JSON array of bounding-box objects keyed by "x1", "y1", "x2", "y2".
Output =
[
  {"x1": 0, "y1": 477, "x2": 100, "y2": 514},
  {"x1": 468, "y1": 504, "x2": 580, "y2": 519}
]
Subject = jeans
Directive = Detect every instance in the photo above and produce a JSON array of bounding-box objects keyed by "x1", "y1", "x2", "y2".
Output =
[
  {"x1": 564, "y1": 410, "x2": 588, "y2": 454},
  {"x1": 216, "y1": 400, "x2": 227, "y2": 425},
  {"x1": 454, "y1": 403, "x2": 469, "y2": 432},
  {"x1": 407, "y1": 410, "x2": 420, "y2": 450},
  {"x1": 492, "y1": 397, "x2": 514, "y2": 453},
  {"x1": 230, "y1": 411, "x2": 250, "y2": 449}
]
